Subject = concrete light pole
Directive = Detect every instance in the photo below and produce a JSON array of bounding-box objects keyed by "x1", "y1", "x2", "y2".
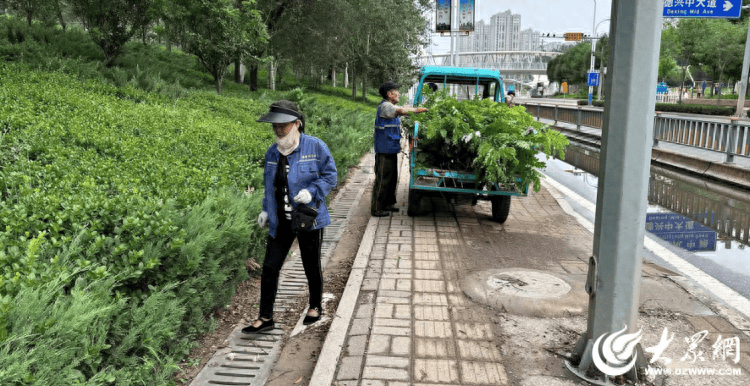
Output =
[
  {"x1": 735, "y1": 6, "x2": 750, "y2": 117},
  {"x1": 588, "y1": 0, "x2": 597, "y2": 106},
  {"x1": 566, "y1": 0, "x2": 664, "y2": 384}
]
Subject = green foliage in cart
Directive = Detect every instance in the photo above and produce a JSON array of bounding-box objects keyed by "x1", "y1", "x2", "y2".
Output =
[{"x1": 405, "y1": 88, "x2": 569, "y2": 193}]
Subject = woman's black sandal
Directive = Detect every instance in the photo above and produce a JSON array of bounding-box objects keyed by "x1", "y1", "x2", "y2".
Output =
[
  {"x1": 303, "y1": 307, "x2": 322, "y2": 325},
  {"x1": 241, "y1": 318, "x2": 274, "y2": 334}
]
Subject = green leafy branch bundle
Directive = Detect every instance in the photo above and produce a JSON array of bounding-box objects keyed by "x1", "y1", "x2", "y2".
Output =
[{"x1": 404, "y1": 88, "x2": 569, "y2": 192}]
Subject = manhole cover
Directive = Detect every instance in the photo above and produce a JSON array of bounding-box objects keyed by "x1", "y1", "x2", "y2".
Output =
[{"x1": 487, "y1": 271, "x2": 571, "y2": 299}]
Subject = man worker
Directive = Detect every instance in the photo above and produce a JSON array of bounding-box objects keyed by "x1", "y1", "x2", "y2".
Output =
[{"x1": 371, "y1": 81, "x2": 428, "y2": 217}]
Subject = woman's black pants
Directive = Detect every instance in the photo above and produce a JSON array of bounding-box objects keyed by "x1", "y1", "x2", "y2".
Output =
[{"x1": 258, "y1": 219, "x2": 324, "y2": 320}]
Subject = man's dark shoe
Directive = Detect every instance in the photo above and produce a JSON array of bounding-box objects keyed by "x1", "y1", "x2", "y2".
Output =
[
  {"x1": 385, "y1": 205, "x2": 399, "y2": 212},
  {"x1": 241, "y1": 318, "x2": 274, "y2": 334},
  {"x1": 371, "y1": 210, "x2": 391, "y2": 217}
]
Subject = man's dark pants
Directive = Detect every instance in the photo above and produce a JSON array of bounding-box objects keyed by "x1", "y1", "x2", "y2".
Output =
[
  {"x1": 371, "y1": 152, "x2": 398, "y2": 213},
  {"x1": 259, "y1": 218, "x2": 324, "y2": 320}
]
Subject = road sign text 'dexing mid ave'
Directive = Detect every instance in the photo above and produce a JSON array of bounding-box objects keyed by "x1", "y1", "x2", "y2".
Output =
[{"x1": 663, "y1": 0, "x2": 741, "y2": 19}]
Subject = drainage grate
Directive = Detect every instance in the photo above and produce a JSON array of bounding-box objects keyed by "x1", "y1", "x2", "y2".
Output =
[{"x1": 190, "y1": 155, "x2": 374, "y2": 386}]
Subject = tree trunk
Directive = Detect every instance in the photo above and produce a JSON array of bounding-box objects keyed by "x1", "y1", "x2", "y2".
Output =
[
  {"x1": 344, "y1": 62, "x2": 349, "y2": 88},
  {"x1": 56, "y1": 5, "x2": 66, "y2": 31},
  {"x1": 26, "y1": 12, "x2": 32, "y2": 26},
  {"x1": 361, "y1": 72, "x2": 367, "y2": 101},
  {"x1": 216, "y1": 75, "x2": 224, "y2": 94},
  {"x1": 268, "y1": 59, "x2": 277, "y2": 91},
  {"x1": 248, "y1": 63, "x2": 259, "y2": 92},
  {"x1": 678, "y1": 66, "x2": 686, "y2": 104},
  {"x1": 351, "y1": 68, "x2": 357, "y2": 99},
  {"x1": 234, "y1": 59, "x2": 243, "y2": 84},
  {"x1": 716, "y1": 73, "x2": 723, "y2": 105},
  {"x1": 332, "y1": 67, "x2": 336, "y2": 88}
]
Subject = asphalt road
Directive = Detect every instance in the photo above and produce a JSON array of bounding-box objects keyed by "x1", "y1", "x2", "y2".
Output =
[{"x1": 540, "y1": 155, "x2": 750, "y2": 308}]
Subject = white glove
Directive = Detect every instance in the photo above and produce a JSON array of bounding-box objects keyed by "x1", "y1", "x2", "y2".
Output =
[
  {"x1": 293, "y1": 189, "x2": 312, "y2": 204},
  {"x1": 258, "y1": 211, "x2": 268, "y2": 227}
]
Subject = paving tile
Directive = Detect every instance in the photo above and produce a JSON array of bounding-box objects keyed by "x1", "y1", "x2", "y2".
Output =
[
  {"x1": 366, "y1": 355, "x2": 410, "y2": 368},
  {"x1": 457, "y1": 340, "x2": 503, "y2": 361},
  {"x1": 337, "y1": 356, "x2": 364, "y2": 380},
  {"x1": 414, "y1": 280, "x2": 446, "y2": 293},
  {"x1": 391, "y1": 337, "x2": 411, "y2": 356},
  {"x1": 415, "y1": 251, "x2": 440, "y2": 260},
  {"x1": 350, "y1": 317, "x2": 373, "y2": 335},
  {"x1": 372, "y1": 325, "x2": 412, "y2": 336},
  {"x1": 368, "y1": 335, "x2": 390, "y2": 355},
  {"x1": 375, "y1": 303, "x2": 394, "y2": 318},
  {"x1": 460, "y1": 361, "x2": 508, "y2": 384},
  {"x1": 415, "y1": 260, "x2": 441, "y2": 270},
  {"x1": 374, "y1": 318, "x2": 411, "y2": 328},
  {"x1": 414, "y1": 305, "x2": 450, "y2": 321},
  {"x1": 415, "y1": 270, "x2": 443, "y2": 280},
  {"x1": 413, "y1": 359, "x2": 459, "y2": 383},
  {"x1": 454, "y1": 323, "x2": 494, "y2": 340},
  {"x1": 414, "y1": 293, "x2": 448, "y2": 305},
  {"x1": 415, "y1": 338, "x2": 457, "y2": 358},
  {"x1": 415, "y1": 321, "x2": 453, "y2": 338},
  {"x1": 346, "y1": 335, "x2": 368, "y2": 356},
  {"x1": 394, "y1": 304, "x2": 411, "y2": 319}
]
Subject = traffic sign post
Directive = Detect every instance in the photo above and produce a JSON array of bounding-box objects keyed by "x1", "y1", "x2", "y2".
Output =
[
  {"x1": 586, "y1": 71, "x2": 600, "y2": 87},
  {"x1": 663, "y1": 0, "x2": 742, "y2": 19},
  {"x1": 564, "y1": 32, "x2": 584, "y2": 41}
]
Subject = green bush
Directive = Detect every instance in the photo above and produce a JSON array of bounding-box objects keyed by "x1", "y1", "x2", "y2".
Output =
[
  {"x1": 575, "y1": 99, "x2": 735, "y2": 116},
  {"x1": 654, "y1": 103, "x2": 735, "y2": 116},
  {"x1": 0, "y1": 59, "x2": 375, "y2": 383}
]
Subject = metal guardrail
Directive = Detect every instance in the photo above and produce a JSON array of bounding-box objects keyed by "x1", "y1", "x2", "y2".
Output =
[{"x1": 523, "y1": 102, "x2": 750, "y2": 164}]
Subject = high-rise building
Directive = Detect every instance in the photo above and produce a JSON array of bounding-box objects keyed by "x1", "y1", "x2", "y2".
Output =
[
  {"x1": 520, "y1": 28, "x2": 541, "y2": 51},
  {"x1": 456, "y1": 9, "x2": 536, "y2": 58}
]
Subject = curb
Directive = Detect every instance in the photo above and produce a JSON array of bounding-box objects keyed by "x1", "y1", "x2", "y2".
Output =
[{"x1": 308, "y1": 216, "x2": 378, "y2": 386}]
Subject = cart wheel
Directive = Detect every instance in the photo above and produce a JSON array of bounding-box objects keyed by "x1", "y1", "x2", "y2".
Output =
[
  {"x1": 490, "y1": 196, "x2": 511, "y2": 223},
  {"x1": 407, "y1": 190, "x2": 421, "y2": 217}
]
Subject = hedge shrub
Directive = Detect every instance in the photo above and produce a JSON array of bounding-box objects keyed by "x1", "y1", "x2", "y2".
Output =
[
  {"x1": 0, "y1": 61, "x2": 374, "y2": 385},
  {"x1": 575, "y1": 99, "x2": 735, "y2": 116}
]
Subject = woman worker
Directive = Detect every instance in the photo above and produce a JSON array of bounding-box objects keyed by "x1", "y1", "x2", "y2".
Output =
[{"x1": 243, "y1": 100, "x2": 337, "y2": 333}]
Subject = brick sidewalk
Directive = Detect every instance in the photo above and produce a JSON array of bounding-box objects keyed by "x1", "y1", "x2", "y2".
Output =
[{"x1": 318, "y1": 153, "x2": 750, "y2": 386}]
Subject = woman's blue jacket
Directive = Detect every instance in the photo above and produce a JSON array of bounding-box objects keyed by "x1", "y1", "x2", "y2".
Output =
[{"x1": 262, "y1": 133, "x2": 337, "y2": 238}]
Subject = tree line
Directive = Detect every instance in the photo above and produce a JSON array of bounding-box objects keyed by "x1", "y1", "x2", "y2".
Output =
[
  {"x1": 1, "y1": 0, "x2": 430, "y2": 94},
  {"x1": 547, "y1": 7, "x2": 750, "y2": 102}
]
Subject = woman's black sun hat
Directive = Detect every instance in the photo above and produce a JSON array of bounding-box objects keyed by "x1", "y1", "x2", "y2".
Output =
[{"x1": 257, "y1": 100, "x2": 305, "y2": 132}]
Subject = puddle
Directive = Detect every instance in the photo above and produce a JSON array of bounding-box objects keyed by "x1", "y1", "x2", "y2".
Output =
[{"x1": 559, "y1": 144, "x2": 750, "y2": 276}]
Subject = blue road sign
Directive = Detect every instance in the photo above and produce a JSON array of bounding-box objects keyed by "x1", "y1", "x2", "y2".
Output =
[
  {"x1": 586, "y1": 71, "x2": 600, "y2": 87},
  {"x1": 657, "y1": 82, "x2": 668, "y2": 94},
  {"x1": 646, "y1": 213, "x2": 717, "y2": 252},
  {"x1": 663, "y1": 0, "x2": 742, "y2": 19}
]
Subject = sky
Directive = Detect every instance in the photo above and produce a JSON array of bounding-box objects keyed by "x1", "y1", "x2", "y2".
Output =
[{"x1": 429, "y1": 0, "x2": 613, "y2": 54}]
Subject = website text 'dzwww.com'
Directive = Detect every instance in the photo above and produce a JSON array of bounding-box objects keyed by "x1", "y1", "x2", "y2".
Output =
[{"x1": 645, "y1": 367, "x2": 743, "y2": 376}]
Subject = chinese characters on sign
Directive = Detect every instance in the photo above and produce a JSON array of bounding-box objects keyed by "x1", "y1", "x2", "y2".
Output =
[
  {"x1": 663, "y1": 0, "x2": 742, "y2": 19},
  {"x1": 436, "y1": 0, "x2": 451, "y2": 32},
  {"x1": 645, "y1": 213, "x2": 717, "y2": 252},
  {"x1": 458, "y1": 0, "x2": 474, "y2": 32}
]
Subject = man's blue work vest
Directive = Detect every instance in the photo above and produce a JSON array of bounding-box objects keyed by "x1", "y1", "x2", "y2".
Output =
[{"x1": 374, "y1": 101, "x2": 402, "y2": 154}]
